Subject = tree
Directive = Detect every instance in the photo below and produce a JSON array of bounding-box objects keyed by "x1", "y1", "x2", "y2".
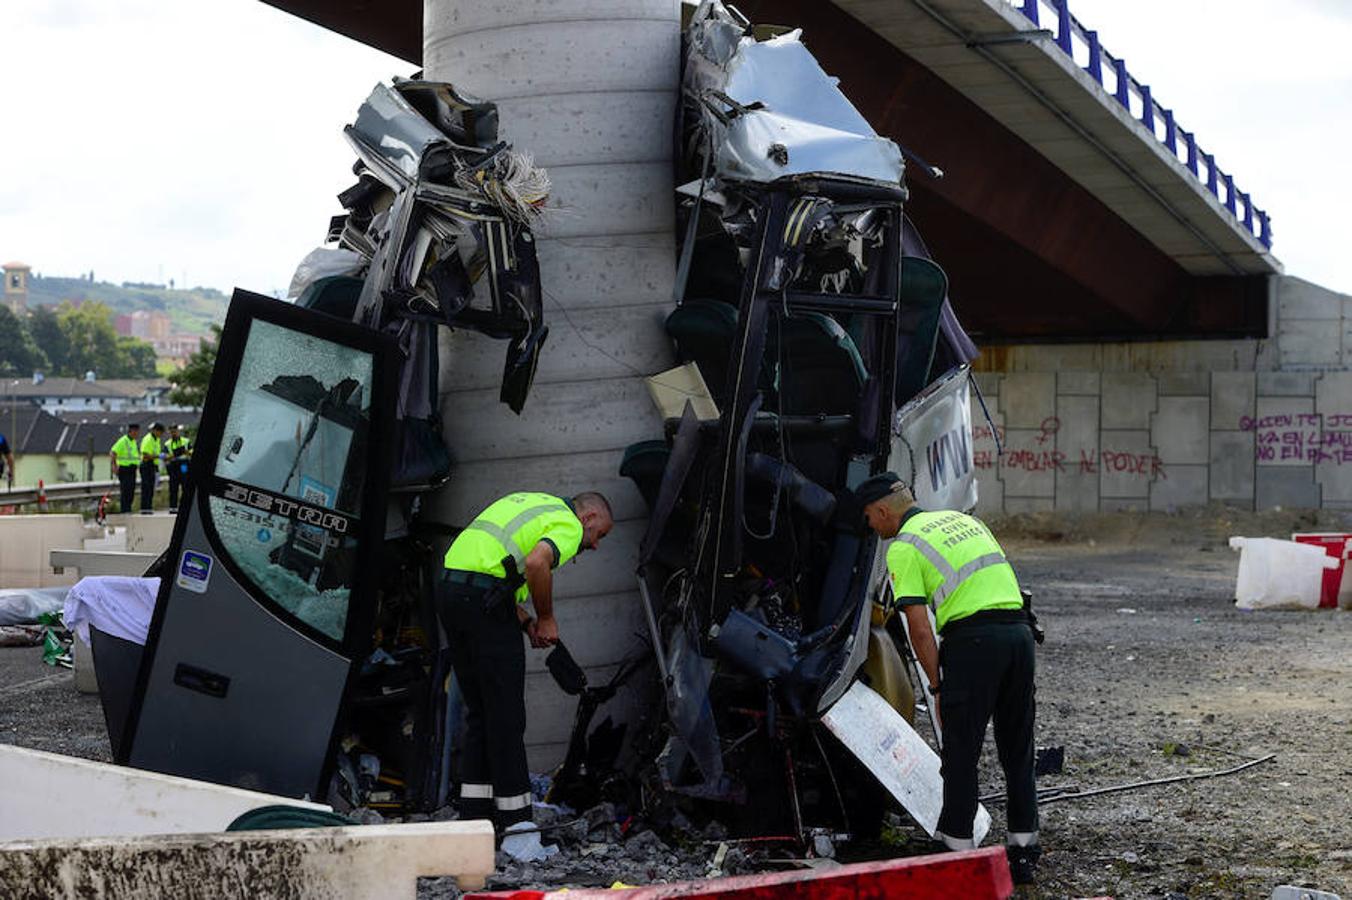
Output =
[
  {"x1": 168, "y1": 324, "x2": 220, "y2": 409},
  {"x1": 26, "y1": 301, "x2": 159, "y2": 379},
  {"x1": 57, "y1": 302, "x2": 124, "y2": 378},
  {"x1": 116, "y1": 336, "x2": 159, "y2": 378},
  {"x1": 27, "y1": 305, "x2": 68, "y2": 374},
  {"x1": 0, "y1": 306, "x2": 49, "y2": 376}
]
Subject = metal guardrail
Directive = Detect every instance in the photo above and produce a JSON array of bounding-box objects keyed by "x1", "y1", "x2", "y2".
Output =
[
  {"x1": 1005, "y1": 0, "x2": 1272, "y2": 249},
  {"x1": 0, "y1": 479, "x2": 117, "y2": 507}
]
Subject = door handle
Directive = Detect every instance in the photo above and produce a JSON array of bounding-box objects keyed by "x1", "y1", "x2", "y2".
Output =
[{"x1": 173, "y1": 663, "x2": 230, "y2": 699}]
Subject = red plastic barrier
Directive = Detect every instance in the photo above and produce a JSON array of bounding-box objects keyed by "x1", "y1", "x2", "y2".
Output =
[
  {"x1": 467, "y1": 847, "x2": 1013, "y2": 899},
  {"x1": 1292, "y1": 533, "x2": 1352, "y2": 609}
]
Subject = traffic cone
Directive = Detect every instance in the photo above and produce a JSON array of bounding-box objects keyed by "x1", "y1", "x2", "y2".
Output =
[{"x1": 37, "y1": 479, "x2": 48, "y2": 512}]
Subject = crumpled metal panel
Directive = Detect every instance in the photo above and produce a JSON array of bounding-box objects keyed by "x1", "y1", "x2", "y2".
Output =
[
  {"x1": 685, "y1": 1, "x2": 904, "y2": 185},
  {"x1": 291, "y1": 77, "x2": 553, "y2": 498},
  {"x1": 821, "y1": 681, "x2": 992, "y2": 843},
  {"x1": 347, "y1": 82, "x2": 449, "y2": 186}
]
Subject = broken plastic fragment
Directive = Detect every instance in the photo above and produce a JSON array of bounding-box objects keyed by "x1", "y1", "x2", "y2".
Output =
[{"x1": 500, "y1": 821, "x2": 559, "y2": 863}]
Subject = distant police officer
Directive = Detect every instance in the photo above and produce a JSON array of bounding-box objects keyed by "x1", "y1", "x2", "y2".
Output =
[
  {"x1": 165, "y1": 424, "x2": 191, "y2": 511},
  {"x1": 439, "y1": 491, "x2": 613, "y2": 830},
  {"x1": 139, "y1": 422, "x2": 166, "y2": 513},
  {"x1": 0, "y1": 429, "x2": 13, "y2": 489},
  {"x1": 109, "y1": 423, "x2": 141, "y2": 514},
  {"x1": 857, "y1": 472, "x2": 1042, "y2": 884}
]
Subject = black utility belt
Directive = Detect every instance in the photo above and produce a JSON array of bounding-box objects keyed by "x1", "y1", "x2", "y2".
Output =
[
  {"x1": 444, "y1": 570, "x2": 509, "y2": 591},
  {"x1": 941, "y1": 606, "x2": 1030, "y2": 636}
]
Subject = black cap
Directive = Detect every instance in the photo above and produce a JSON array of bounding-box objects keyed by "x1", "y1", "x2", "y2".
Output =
[
  {"x1": 128, "y1": 422, "x2": 141, "y2": 430},
  {"x1": 854, "y1": 471, "x2": 905, "y2": 508}
]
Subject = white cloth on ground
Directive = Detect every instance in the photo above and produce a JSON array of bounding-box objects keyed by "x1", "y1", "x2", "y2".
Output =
[{"x1": 63, "y1": 576, "x2": 160, "y2": 646}]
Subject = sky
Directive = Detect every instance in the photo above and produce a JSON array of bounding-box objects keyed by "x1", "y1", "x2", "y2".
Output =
[
  {"x1": 0, "y1": 1, "x2": 413, "y2": 297},
  {"x1": 1053, "y1": 0, "x2": 1352, "y2": 292},
  {"x1": 0, "y1": 0, "x2": 1348, "y2": 298}
]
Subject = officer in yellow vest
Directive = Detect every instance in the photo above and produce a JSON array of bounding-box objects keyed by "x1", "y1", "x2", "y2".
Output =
[
  {"x1": 108, "y1": 423, "x2": 141, "y2": 514},
  {"x1": 138, "y1": 422, "x2": 165, "y2": 512},
  {"x1": 165, "y1": 424, "x2": 191, "y2": 511},
  {"x1": 857, "y1": 472, "x2": 1041, "y2": 885},
  {"x1": 439, "y1": 490, "x2": 614, "y2": 829}
]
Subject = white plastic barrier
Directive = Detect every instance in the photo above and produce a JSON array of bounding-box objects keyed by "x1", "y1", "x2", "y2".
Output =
[
  {"x1": 1229, "y1": 537, "x2": 1340, "y2": 610},
  {"x1": 0, "y1": 745, "x2": 329, "y2": 841}
]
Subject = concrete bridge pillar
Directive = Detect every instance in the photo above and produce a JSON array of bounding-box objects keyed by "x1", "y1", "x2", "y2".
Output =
[{"x1": 423, "y1": 1, "x2": 680, "y2": 767}]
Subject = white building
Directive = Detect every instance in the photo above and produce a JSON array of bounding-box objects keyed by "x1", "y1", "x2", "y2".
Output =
[{"x1": 3, "y1": 374, "x2": 177, "y2": 414}]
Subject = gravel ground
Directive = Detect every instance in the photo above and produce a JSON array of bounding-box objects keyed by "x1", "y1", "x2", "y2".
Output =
[
  {"x1": 3, "y1": 506, "x2": 1350, "y2": 899},
  {"x1": 988, "y1": 507, "x2": 1352, "y2": 899}
]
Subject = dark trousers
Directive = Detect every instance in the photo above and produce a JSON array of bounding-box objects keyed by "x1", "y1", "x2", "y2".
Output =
[
  {"x1": 139, "y1": 463, "x2": 158, "y2": 511},
  {"x1": 168, "y1": 462, "x2": 187, "y2": 510},
  {"x1": 937, "y1": 618, "x2": 1039, "y2": 843},
  {"x1": 436, "y1": 575, "x2": 531, "y2": 828},
  {"x1": 117, "y1": 466, "x2": 137, "y2": 514}
]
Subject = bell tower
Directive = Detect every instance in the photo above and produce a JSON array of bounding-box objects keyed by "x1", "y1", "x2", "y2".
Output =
[{"x1": 3, "y1": 262, "x2": 30, "y2": 315}]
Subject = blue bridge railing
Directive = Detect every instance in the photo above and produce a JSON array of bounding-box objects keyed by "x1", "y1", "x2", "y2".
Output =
[{"x1": 1007, "y1": 0, "x2": 1272, "y2": 250}]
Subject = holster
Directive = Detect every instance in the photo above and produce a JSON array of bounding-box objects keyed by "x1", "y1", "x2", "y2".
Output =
[
  {"x1": 482, "y1": 555, "x2": 527, "y2": 613},
  {"x1": 1021, "y1": 589, "x2": 1046, "y2": 645}
]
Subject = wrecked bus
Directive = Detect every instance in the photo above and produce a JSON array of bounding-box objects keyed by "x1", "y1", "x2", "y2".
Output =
[
  {"x1": 602, "y1": 0, "x2": 984, "y2": 844},
  {"x1": 118, "y1": 0, "x2": 987, "y2": 849}
]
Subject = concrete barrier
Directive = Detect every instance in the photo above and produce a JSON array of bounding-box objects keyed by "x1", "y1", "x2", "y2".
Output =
[
  {"x1": 125, "y1": 513, "x2": 176, "y2": 555},
  {"x1": 72, "y1": 628, "x2": 98, "y2": 694},
  {"x1": 0, "y1": 820, "x2": 496, "y2": 899},
  {"x1": 49, "y1": 549, "x2": 156, "y2": 578},
  {"x1": 0, "y1": 745, "x2": 328, "y2": 841},
  {"x1": 0, "y1": 515, "x2": 85, "y2": 588}
]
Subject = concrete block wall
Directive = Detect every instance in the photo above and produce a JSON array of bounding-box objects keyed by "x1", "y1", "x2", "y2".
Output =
[{"x1": 971, "y1": 275, "x2": 1352, "y2": 514}]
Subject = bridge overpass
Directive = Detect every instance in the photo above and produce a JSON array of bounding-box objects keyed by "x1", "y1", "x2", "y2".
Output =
[
  {"x1": 263, "y1": 0, "x2": 1281, "y2": 342},
  {"x1": 219, "y1": 0, "x2": 1335, "y2": 773}
]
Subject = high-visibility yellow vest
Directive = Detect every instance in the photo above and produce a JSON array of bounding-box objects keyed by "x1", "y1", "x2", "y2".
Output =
[
  {"x1": 139, "y1": 434, "x2": 163, "y2": 472},
  {"x1": 167, "y1": 436, "x2": 190, "y2": 457},
  {"x1": 886, "y1": 509, "x2": 1022, "y2": 632},
  {"x1": 444, "y1": 492, "x2": 584, "y2": 603},
  {"x1": 111, "y1": 435, "x2": 140, "y2": 468}
]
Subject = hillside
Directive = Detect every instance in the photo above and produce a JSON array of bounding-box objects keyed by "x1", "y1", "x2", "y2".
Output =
[{"x1": 26, "y1": 275, "x2": 229, "y2": 335}]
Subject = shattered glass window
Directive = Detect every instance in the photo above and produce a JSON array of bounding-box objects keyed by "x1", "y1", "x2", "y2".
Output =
[{"x1": 209, "y1": 320, "x2": 374, "y2": 641}]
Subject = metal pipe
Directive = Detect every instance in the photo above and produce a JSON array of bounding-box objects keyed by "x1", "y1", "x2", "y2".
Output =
[
  {"x1": 982, "y1": 753, "x2": 1276, "y2": 806},
  {"x1": 637, "y1": 572, "x2": 672, "y2": 688}
]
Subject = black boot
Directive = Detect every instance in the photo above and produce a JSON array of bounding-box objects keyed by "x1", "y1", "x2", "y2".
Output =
[{"x1": 1006, "y1": 844, "x2": 1041, "y2": 885}]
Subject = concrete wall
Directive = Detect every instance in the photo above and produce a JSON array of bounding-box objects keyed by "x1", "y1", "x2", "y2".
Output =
[
  {"x1": 973, "y1": 276, "x2": 1352, "y2": 515},
  {"x1": 423, "y1": 0, "x2": 679, "y2": 768}
]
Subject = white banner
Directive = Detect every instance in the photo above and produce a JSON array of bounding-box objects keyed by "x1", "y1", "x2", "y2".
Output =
[{"x1": 891, "y1": 365, "x2": 978, "y2": 513}]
